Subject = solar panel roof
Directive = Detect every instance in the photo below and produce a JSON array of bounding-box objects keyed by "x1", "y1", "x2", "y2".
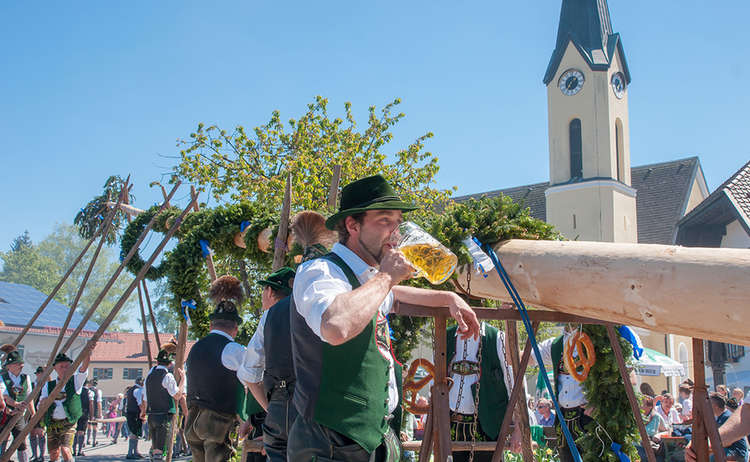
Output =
[{"x1": 0, "y1": 281, "x2": 99, "y2": 331}]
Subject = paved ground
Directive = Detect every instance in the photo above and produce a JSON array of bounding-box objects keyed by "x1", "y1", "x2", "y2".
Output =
[{"x1": 13, "y1": 434, "x2": 191, "y2": 462}]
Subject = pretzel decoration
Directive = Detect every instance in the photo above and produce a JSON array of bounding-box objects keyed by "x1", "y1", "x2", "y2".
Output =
[
  {"x1": 563, "y1": 331, "x2": 596, "y2": 383},
  {"x1": 403, "y1": 358, "x2": 435, "y2": 415}
]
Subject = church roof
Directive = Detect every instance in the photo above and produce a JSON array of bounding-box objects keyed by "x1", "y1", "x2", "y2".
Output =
[
  {"x1": 543, "y1": 0, "x2": 631, "y2": 85},
  {"x1": 454, "y1": 157, "x2": 702, "y2": 245},
  {"x1": 677, "y1": 159, "x2": 750, "y2": 243}
]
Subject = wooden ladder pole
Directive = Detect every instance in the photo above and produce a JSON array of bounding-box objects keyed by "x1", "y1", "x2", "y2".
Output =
[
  {"x1": 505, "y1": 320, "x2": 534, "y2": 461},
  {"x1": 692, "y1": 338, "x2": 710, "y2": 462},
  {"x1": 418, "y1": 413, "x2": 434, "y2": 462},
  {"x1": 272, "y1": 173, "x2": 292, "y2": 271},
  {"x1": 137, "y1": 282, "x2": 154, "y2": 368},
  {"x1": 57, "y1": 182, "x2": 181, "y2": 356},
  {"x1": 492, "y1": 322, "x2": 539, "y2": 462},
  {"x1": 11, "y1": 232, "x2": 97, "y2": 347},
  {"x1": 605, "y1": 325, "x2": 657, "y2": 462},
  {"x1": 431, "y1": 314, "x2": 452, "y2": 462},
  {"x1": 0, "y1": 188, "x2": 194, "y2": 462},
  {"x1": 142, "y1": 280, "x2": 162, "y2": 350},
  {"x1": 327, "y1": 164, "x2": 341, "y2": 212}
]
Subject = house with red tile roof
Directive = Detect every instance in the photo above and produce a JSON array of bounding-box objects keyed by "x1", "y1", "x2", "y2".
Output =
[{"x1": 90, "y1": 332, "x2": 197, "y2": 399}]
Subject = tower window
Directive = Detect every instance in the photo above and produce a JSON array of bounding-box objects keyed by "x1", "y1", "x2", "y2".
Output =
[
  {"x1": 616, "y1": 118, "x2": 625, "y2": 182},
  {"x1": 569, "y1": 119, "x2": 583, "y2": 180}
]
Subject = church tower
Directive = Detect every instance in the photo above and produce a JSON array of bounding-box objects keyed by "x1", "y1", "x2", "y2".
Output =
[{"x1": 544, "y1": 0, "x2": 637, "y2": 242}]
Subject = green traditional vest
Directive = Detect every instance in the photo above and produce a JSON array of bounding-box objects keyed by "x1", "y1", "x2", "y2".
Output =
[
  {"x1": 313, "y1": 253, "x2": 391, "y2": 454},
  {"x1": 1, "y1": 372, "x2": 29, "y2": 403},
  {"x1": 44, "y1": 378, "x2": 83, "y2": 425},
  {"x1": 446, "y1": 324, "x2": 508, "y2": 439},
  {"x1": 550, "y1": 335, "x2": 565, "y2": 399}
]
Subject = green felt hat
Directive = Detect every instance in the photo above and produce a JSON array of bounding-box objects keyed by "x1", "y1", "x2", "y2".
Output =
[
  {"x1": 258, "y1": 267, "x2": 296, "y2": 296},
  {"x1": 35, "y1": 366, "x2": 45, "y2": 374},
  {"x1": 156, "y1": 349, "x2": 175, "y2": 365},
  {"x1": 209, "y1": 300, "x2": 243, "y2": 325},
  {"x1": 325, "y1": 175, "x2": 418, "y2": 230},
  {"x1": 3, "y1": 350, "x2": 24, "y2": 367},
  {"x1": 53, "y1": 353, "x2": 72, "y2": 366}
]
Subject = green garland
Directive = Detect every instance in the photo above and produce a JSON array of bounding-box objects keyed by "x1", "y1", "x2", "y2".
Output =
[
  {"x1": 120, "y1": 201, "x2": 276, "y2": 338},
  {"x1": 578, "y1": 325, "x2": 639, "y2": 462}
]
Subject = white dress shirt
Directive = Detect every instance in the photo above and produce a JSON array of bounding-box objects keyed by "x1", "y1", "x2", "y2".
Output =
[
  {"x1": 142, "y1": 365, "x2": 184, "y2": 402},
  {"x1": 132, "y1": 386, "x2": 144, "y2": 406},
  {"x1": 238, "y1": 310, "x2": 269, "y2": 385},
  {"x1": 40, "y1": 370, "x2": 88, "y2": 421},
  {"x1": 208, "y1": 329, "x2": 246, "y2": 371},
  {"x1": 448, "y1": 322, "x2": 514, "y2": 414},
  {"x1": 656, "y1": 405, "x2": 681, "y2": 426},
  {"x1": 530, "y1": 333, "x2": 587, "y2": 409},
  {"x1": 0, "y1": 380, "x2": 6, "y2": 398},
  {"x1": 293, "y1": 242, "x2": 399, "y2": 413},
  {"x1": 2, "y1": 371, "x2": 32, "y2": 400}
]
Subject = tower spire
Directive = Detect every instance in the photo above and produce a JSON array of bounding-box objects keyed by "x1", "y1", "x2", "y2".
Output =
[{"x1": 543, "y1": 0, "x2": 630, "y2": 85}]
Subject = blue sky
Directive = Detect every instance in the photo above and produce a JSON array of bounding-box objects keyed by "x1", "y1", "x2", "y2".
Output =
[{"x1": 2, "y1": 1, "x2": 749, "y2": 250}]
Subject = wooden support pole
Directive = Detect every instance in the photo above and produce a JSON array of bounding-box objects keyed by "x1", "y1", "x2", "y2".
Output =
[
  {"x1": 693, "y1": 339, "x2": 710, "y2": 462},
  {"x1": 137, "y1": 282, "x2": 154, "y2": 368},
  {"x1": 698, "y1": 391, "x2": 727, "y2": 462},
  {"x1": 418, "y1": 414, "x2": 433, "y2": 462},
  {"x1": 492, "y1": 322, "x2": 539, "y2": 462},
  {"x1": 606, "y1": 326, "x2": 657, "y2": 462},
  {"x1": 12, "y1": 224, "x2": 98, "y2": 347},
  {"x1": 432, "y1": 315, "x2": 452, "y2": 462},
  {"x1": 0, "y1": 189, "x2": 194, "y2": 461},
  {"x1": 505, "y1": 321, "x2": 534, "y2": 461},
  {"x1": 42, "y1": 180, "x2": 127, "y2": 374},
  {"x1": 327, "y1": 164, "x2": 341, "y2": 212},
  {"x1": 105, "y1": 201, "x2": 145, "y2": 217},
  {"x1": 142, "y1": 280, "x2": 162, "y2": 351},
  {"x1": 58, "y1": 182, "x2": 181, "y2": 356},
  {"x1": 273, "y1": 173, "x2": 292, "y2": 271}
]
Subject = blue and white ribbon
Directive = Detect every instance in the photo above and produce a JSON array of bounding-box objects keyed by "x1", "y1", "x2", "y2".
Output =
[
  {"x1": 240, "y1": 221, "x2": 251, "y2": 232},
  {"x1": 180, "y1": 299, "x2": 197, "y2": 327},
  {"x1": 610, "y1": 442, "x2": 631, "y2": 462},
  {"x1": 462, "y1": 236, "x2": 495, "y2": 278},
  {"x1": 199, "y1": 240, "x2": 213, "y2": 258},
  {"x1": 618, "y1": 325, "x2": 644, "y2": 360}
]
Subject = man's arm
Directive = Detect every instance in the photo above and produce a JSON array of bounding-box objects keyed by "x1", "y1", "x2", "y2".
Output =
[
  {"x1": 247, "y1": 382, "x2": 268, "y2": 411},
  {"x1": 392, "y1": 286, "x2": 480, "y2": 340},
  {"x1": 321, "y1": 249, "x2": 413, "y2": 345},
  {"x1": 684, "y1": 404, "x2": 750, "y2": 462}
]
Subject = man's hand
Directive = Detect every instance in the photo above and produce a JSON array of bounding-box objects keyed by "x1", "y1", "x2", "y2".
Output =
[
  {"x1": 379, "y1": 248, "x2": 415, "y2": 286},
  {"x1": 175, "y1": 367, "x2": 185, "y2": 383},
  {"x1": 509, "y1": 427, "x2": 523, "y2": 453},
  {"x1": 238, "y1": 420, "x2": 252, "y2": 439},
  {"x1": 139, "y1": 411, "x2": 146, "y2": 421},
  {"x1": 447, "y1": 293, "x2": 480, "y2": 340}
]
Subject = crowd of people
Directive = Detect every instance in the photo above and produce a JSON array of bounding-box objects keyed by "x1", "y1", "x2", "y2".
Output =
[{"x1": 2, "y1": 174, "x2": 748, "y2": 462}]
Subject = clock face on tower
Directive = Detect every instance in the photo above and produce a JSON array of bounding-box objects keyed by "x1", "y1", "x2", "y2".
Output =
[
  {"x1": 611, "y1": 72, "x2": 626, "y2": 99},
  {"x1": 558, "y1": 69, "x2": 584, "y2": 96}
]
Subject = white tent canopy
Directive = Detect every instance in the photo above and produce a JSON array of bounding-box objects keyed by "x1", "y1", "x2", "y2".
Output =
[{"x1": 635, "y1": 347, "x2": 686, "y2": 377}]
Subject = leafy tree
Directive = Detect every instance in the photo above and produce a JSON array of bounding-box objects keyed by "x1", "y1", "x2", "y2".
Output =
[
  {"x1": 1, "y1": 231, "x2": 58, "y2": 294},
  {"x1": 74, "y1": 175, "x2": 134, "y2": 245},
  {"x1": 173, "y1": 96, "x2": 453, "y2": 216}
]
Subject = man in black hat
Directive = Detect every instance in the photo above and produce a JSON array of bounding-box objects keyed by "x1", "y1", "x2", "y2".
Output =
[
  {"x1": 31, "y1": 366, "x2": 51, "y2": 462},
  {"x1": 185, "y1": 275, "x2": 247, "y2": 462},
  {"x1": 124, "y1": 377, "x2": 145, "y2": 459},
  {"x1": 39, "y1": 349, "x2": 93, "y2": 462},
  {"x1": 142, "y1": 345, "x2": 184, "y2": 461},
  {"x1": 238, "y1": 267, "x2": 296, "y2": 462},
  {"x1": 288, "y1": 174, "x2": 480, "y2": 461},
  {"x1": 2, "y1": 346, "x2": 35, "y2": 462}
]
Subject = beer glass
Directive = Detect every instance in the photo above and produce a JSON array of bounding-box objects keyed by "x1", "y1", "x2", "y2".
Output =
[{"x1": 395, "y1": 221, "x2": 457, "y2": 285}]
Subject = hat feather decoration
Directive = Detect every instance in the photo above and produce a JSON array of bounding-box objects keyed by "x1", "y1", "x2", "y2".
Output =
[
  {"x1": 161, "y1": 339, "x2": 178, "y2": 355},
  {"x1": 292, "y1": 211, "x2": 337, "y2": 248},
  {"x1": 0, "y1": 344, "x2": 17, "y2": 355},
  {"x1": 209, "y1": 275, "x2": 244, "y2": 305}
]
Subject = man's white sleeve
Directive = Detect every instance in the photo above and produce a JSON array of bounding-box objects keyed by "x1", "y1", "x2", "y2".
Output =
[
  {"x1": 238, "y1": 311, "x2": 268, "y2": 385},
  {"x1": 293, "y1": 259, "x2": 351, "y2": 341},
  {"x1": 134, "y1": 387, "x2": 144, "y2": 406},
  {"x1": 528, "y1": 337, "x2": 555, "y2": 367},
  {"x1": 162, "y1": 373, "x2": 181, "y2": 397},
  {"x1": 73, "y1": 370, "x2": 88, "y2": 394},
  {"x1": 221, "y1": 341, "x2": 247, "y2": 372},
  {"x1": 39, "y1": 382, "x2": 48, "y2": 400}
]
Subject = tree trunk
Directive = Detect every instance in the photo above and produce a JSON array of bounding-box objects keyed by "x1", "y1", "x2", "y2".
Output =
[{"x1": 455, "y1": 239, "x2": 750, "y2": 345}]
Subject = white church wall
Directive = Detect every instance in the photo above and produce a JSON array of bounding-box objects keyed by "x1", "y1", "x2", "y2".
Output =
[{"x1": 721, "y1": 219, "x2": 750, "y2": 249}]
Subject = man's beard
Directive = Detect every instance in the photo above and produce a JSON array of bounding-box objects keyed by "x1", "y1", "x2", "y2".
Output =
[{"x1": 358, "y1": 235, "x2": 385, "y2": 264}]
